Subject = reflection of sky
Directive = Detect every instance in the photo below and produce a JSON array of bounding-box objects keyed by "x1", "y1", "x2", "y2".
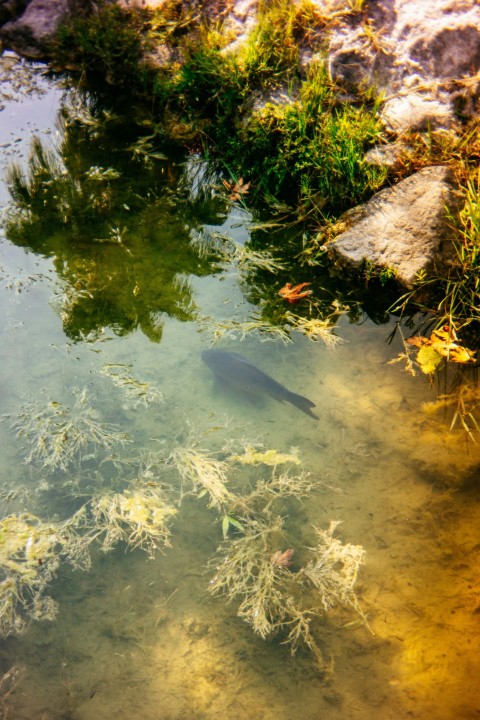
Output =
[
  {"x1": 0, "y1": 54, "x2": 58, "y2": 308},
  {"x1": 204, "y1": 207, "x2": 251, "y2": 246},
  {"x1": 0, "y1": 54, "x2": 59, "y2": 340},
  {"x1": 0, "y1": 51, "x2": 64, "y2": 207}
]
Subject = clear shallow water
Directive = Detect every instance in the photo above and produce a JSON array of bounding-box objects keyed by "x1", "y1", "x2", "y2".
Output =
[{"x1": 0, "y1": 56, "x2": 480, "y2": 720}]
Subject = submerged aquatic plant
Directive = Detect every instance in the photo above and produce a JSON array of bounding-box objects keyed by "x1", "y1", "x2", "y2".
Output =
[
  {"x1": 181, "y1": 434, "x2": 369, "y2": 658},
  {"x1": 168, "y1": 445, "x2": 234, "y2": 510},
  {"x1": 0, "y1": 510, "x2": 91, "y2": 636},
  {"x1": 0, "y1": 266, "x2": 44, "y2": 295},
  {"x1": 233, "y1": 469, "x2": 314, "y2": 516},
  {"x1": 100, "y1": 363, "x2": 165, "y2": 408},
  {"x1": 299, "y1": 521, "x2": 367, "y2": 621},
  {"x1": 204, "y1": 229, "x2": 287, "y2": 276},
  {"x1": 199, "y1": 315, "x2": 292, "y2": 344},
  {"x1": 209, "y1": 516, "x2": 368, "y2": 660},
  {"x1": 10, "y1": 388, "x2": 130, "y2": 472},
  {"x1": 229, "y1": 445, "x2": 301, "y2": 467},
  {"x1": 230, "y1": 242, "x2": 286, "y2": 275},
  {"x1": 90, "y1": 484, "x2": 176, "y2": 557},
  {"x1": 285, "y1": 311, "x2": 344, "y2": 348},
  {"x1": 0, "y1": 664, "x2": 23, "y2": 719},
  {"x1": 208, "y1": 515, "x2": 293, "y2": 640}
]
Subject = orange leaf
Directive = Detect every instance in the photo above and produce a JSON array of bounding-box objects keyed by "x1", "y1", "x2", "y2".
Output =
[
  {"x1": 405, "y1": 335, "x2": 429, "y2": 348},
  {"x1": 431, "y1": 326, "x2": 457, "y2": 345},
  {"x1": 222, "y1": 178, "x2": 250, "y2": 201},
  {"x1": 446, "y1": 345, "x2": 476, "y2": 364},
  {"x1": 278, "y1": 282, "x2": 312, "y2": 303}
]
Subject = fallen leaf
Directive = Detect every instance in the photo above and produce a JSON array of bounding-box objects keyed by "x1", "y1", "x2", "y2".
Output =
[
  {"x1": 222, "y1": 177, "x2": 251, "y2": 202},
  {"x1": 406, "y1": 326, "x2": 476, "y2": 364},
  {"x1": 278, "y1": 282, "x2": 312, "y2": 303},
  {"x1": 406, "y1": 336, "x2": 429, "y2": 348},
  {"x1": 448, "y1": 345, "x2": 476, "y2": 363},
  {"x1": 417, "y1": 345, "x2": 444, "y2": 374}
]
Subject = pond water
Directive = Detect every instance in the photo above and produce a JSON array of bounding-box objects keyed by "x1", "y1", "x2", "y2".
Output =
[{"x1": 0, "y1": 55, "x2": 479, "y2": 720}]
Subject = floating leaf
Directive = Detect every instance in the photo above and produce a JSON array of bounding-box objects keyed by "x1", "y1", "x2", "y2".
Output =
[
  {"x1": 278, "y1": 282, "x2": 312, "y2": 303},
  {"x1": 407, "y1": 325, "x2": 476, "y2": 365},
  {"x1": 222, "y1": 177, "x2": 251, "y2": 202},
  {"x1": 416, "y1": 345, "x2": 443, "y2": 374}
]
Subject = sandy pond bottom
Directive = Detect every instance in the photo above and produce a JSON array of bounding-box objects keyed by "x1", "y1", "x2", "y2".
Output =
[
  {"x1": 0, "y1": 51, "x2": 479, "y2": 720},
  {"x1": 2, "y1": 310, "x2": 479, "y2": 720}
]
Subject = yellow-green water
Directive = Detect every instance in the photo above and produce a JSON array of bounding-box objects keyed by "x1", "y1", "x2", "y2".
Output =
[{"x1": 0, "y1": 54, "x2": 479, "y2": 720}]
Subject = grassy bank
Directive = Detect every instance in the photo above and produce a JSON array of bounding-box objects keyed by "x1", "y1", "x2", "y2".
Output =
[
  {"x1": 45, "y1": 0, "x2": 480, "y2": 347},
  {"x1": 52, "y1": 1, "x2": 387, "y2": 211}
]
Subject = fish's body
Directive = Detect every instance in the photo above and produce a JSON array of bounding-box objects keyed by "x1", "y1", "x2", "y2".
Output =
[{"x1": 201, "y1": 348, "x2": 318, "y2": 419}]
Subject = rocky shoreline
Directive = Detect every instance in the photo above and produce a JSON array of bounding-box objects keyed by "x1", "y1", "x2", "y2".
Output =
[{"x1": 1, "y1": 0, "x2": 479, "y2": 288}]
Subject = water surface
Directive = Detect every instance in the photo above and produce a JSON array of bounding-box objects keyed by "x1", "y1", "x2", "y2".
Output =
[{"x1": 0, "y1": 55, "x2": 479, "y2": 720}]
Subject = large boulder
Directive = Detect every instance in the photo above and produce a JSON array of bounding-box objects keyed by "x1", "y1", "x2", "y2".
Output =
[
  {"x1": 327, "y1": 166, "x2": 460, "y2": 288},
  {"x1": 0, "y1": 0, "x2": 91, "y2": 59},
  {"x1": 324, "y1": 0, "x2": 480, "y2": 132},
  {"x1": 0, "y1": 0, "x2": 30, "y2": 26}
]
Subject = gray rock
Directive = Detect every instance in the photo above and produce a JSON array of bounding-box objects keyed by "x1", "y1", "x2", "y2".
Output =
[
  {"x1": 380, "y1": 93, "x2": 457, "y2": 135},
  {"x1": 0, "y1": 0, "x2": 30, "y2": 26},
  {"x1": 409, "y1": 22, "x2": 480, "y2": 80},
  {"x1": 0, "y1": 0, "x2": 91, "y2": 60},
  {"x1": 328, "y1": 166, "x2": 460, "y2": 288},
  {"x1": 363, "y1": 142, "x2": 407, "y2": 170},
  {"x1": 324, "y1": 0, "x2": 480, "y2": 123}
]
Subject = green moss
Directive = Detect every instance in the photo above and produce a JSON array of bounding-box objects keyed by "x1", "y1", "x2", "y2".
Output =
[
  {"x1": 232, "y1": 62, "x2": 386, "y2": 210},
  {"x1": 239, "y1": 0, "x2": 327, "y2": 83},
  {"x1": 175, "y1": 45, "x2": 245, "y2": 123},
  {"x1": 53, "y1": 1, "x2": 149, "y2": 85},
  {"x1": 51, "y1": 1, "x2": 387, "y2": 229}
]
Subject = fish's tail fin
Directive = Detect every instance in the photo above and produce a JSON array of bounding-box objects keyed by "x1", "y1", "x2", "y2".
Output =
[{"x1": 285, "y1": 391, "x2": 319, "y2": 420}]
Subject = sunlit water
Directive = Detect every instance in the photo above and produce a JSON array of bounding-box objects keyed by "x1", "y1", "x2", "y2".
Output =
[{"x1": 0, "y1": 55, "x2": 479, "y2": 720}]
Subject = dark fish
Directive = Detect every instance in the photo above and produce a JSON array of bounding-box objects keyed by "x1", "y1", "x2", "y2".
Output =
[{"x1": 201, "y1": 348, "x2": 318, "y2": 420}]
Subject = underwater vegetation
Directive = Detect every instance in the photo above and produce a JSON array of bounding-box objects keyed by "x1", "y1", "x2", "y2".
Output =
[
  {"x1": 168, "y1": 434, "x2": 367, "y2": 662},
  {"x1": 199, "y1": 303, "x2": 345, "y2": 347},
  {"x1": 1, "y1": 379, "x2": 368, "y2": 665},
  {"x1": 90, "y1": 483, "x2": 177, "y2": 558},
  {"x1": 100, "y1": 364, "x2": 165, "y2": 409},
  {"x1": 0, "y1": 510, "x2": 91, "y2": 636},
  {"x1": 229, "y1": 446, "x2": 301, "y2": 466},
  {"x1": 208, "y1": 516, "x2": 366, "y2": 661},
  {"x1": 0, "y1": 665, "x2": 22, "y2": 718},
  {"x1": 9, "y1": 388, "x2": 130, "y2": 473},
  {"x1": 169, "y1": 445, "x2": 234, "y2": 511},
  {"x1": 0, "y1": 489, "x2": 177, "y2": 635}
]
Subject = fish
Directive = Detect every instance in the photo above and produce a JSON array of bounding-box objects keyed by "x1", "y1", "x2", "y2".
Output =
[{"x1": 201, "y1": 348, "x2": 318, "y2": 420}]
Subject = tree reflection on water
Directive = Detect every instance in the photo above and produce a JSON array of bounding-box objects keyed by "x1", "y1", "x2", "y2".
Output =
[{"x1": 3, "y1": 95, "x2": 226, "y2": 342}]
